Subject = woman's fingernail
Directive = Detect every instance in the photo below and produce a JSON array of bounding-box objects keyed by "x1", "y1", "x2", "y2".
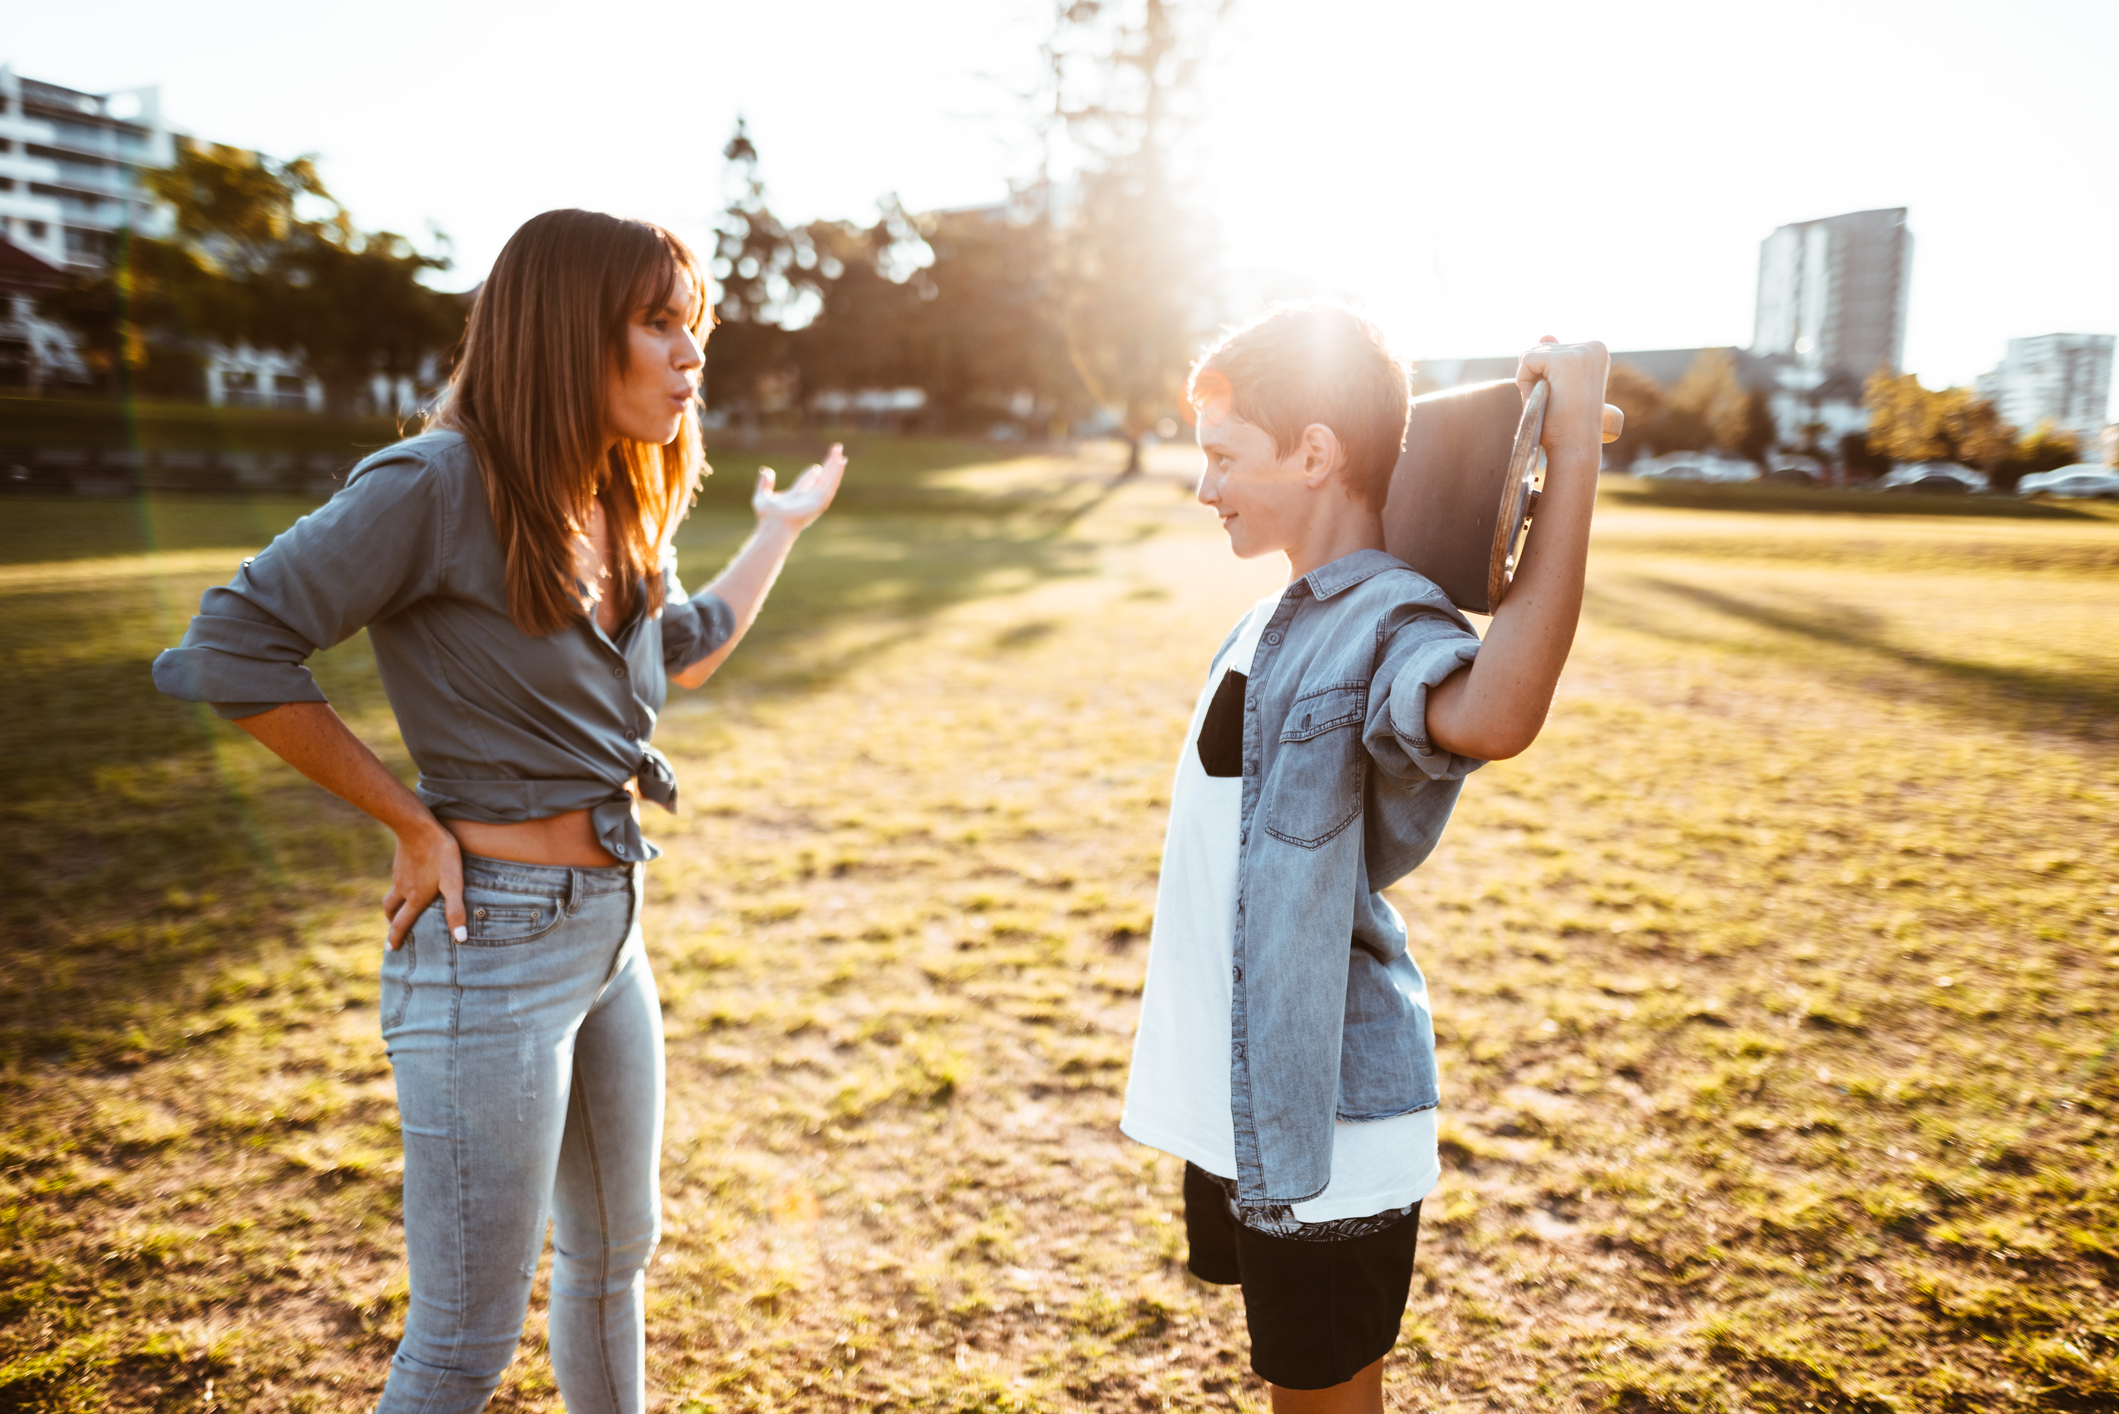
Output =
[{"x1": 452, "y1": 925, "x2": 468, "y2": 942}]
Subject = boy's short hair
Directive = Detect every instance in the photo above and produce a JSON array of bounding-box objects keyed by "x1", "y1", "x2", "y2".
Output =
[{"x1": 1187, "y1": 304, "x2": 1411, "y2": 512}]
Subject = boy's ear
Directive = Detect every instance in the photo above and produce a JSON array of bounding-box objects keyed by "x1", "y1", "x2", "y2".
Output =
[{"x1": 1297, "y1": 423, "x2": 1347, "y2": 489}]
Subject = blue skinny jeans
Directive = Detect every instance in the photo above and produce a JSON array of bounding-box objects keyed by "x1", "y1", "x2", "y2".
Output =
[{"x1": 375, "y1": 854, "x2": 662, "y2": 1413}]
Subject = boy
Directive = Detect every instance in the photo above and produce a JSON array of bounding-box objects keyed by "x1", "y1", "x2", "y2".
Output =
[{"x1": 1119, "y1": 306, "x2": 1608, "y2": 1411}]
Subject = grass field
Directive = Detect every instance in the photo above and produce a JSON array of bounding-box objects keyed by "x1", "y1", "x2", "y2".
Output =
[{"x1": 2, "y1": 442, "x2": 2115, "y2": 1413}]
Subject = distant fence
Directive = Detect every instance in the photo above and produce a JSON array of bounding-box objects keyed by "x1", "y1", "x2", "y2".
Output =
[{"x1": 1, "y1": 445, "x2": 355, "y2": 498}]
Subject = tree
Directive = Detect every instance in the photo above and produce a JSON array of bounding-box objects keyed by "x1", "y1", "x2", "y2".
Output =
[
  {"x1": 1602, "y1": 361, "x2": 1662, "y2": 468},
  {"x1": 1737, "y1": 387, "x2": 1776, "y2": 463},
  {"x1": 274, "y1": 229, "x2": 464, "y2": 413},
  {"x1": 704, "y1": 118, "x2": 822, "y2": 426},
  {"x1": 790, "y1": 205, "x2": 930, "y2": 404},
  {"x1": 36, "y1": 231, "x2": 218, "y2": 397},
  {"x1": 901, "y1": 202, "x2": 1078, "y2": 430},
  {"x1": 1049, "y1": 0, "x2": 1226, "y2": 472},
  {"x1": 39, "y1": 140, "x2": 463, "y2": 411},
  {"x1": 1839, "y1": 430, "x2": 1891, "y2": 481},
  {"x1": 150, "y1": 141, "x2": 463, "y2": 411},
  {"x1": 1863, "y1": 371, "x2": 2013, "y2": 471},
  {"x1": 1991, "y1": 422, "x2": 2081, "y2": 492},
  {"x1": 1657, "y1": 349, "x2": 1751, "y2": 458}
]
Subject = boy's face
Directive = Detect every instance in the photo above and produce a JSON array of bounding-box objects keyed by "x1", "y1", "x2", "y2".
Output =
[{"x1": 1194, "y1": 405, "x2": 1327, "y2": 561}]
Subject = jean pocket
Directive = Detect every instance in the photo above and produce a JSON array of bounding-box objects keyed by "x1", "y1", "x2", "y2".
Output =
[
  {"x1": 456, "y1": 885, "x2": 566, "y2": 946},
  {"x1": 1262, "y1": 684, "x2": 1366, "y2": 849}
]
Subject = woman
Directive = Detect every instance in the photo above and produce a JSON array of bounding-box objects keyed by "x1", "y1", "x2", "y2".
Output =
[{"x1": 152, "y1": 208, "x2": 843, "y2": 1412}]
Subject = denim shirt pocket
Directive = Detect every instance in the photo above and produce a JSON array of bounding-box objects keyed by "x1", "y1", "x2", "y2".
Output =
[{"x1": 1261, "y1": 682, "x2": 1367, "y2": 849}]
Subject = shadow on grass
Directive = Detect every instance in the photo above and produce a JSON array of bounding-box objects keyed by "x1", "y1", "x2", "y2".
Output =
[
  {"x1": 1584, "y1": 575, "x2": 2119, "y2": 737},
  {"x1": 0, "y1": 445, "x2": 1118, "y2": 1065},
  {"x1": 668, "y1": 460, "x2": 1134, "y2": 701},
  {"x1": 0, "y1": 567, "x2": 375, "y2": 1066}
]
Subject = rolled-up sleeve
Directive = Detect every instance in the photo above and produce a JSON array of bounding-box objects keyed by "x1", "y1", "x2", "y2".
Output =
[
  {"x1": 657, "y1": 558, "x2": 736, "y2": 673},
  {"x1": 152, "y1": 456, "x2": 448, "y2": 719},
  {"x1": 1363, "y1": 610, "x2": 1485, "y2": 782}
]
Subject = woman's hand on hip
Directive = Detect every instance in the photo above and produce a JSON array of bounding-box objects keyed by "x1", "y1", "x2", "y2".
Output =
[
  {"x1": 383, "y1": 820, "x2": 467, "y2": 950},
  {"x1": 752, "y1": 442, "x2": 846, "y2": 533},
  {"x1": 224, "y1": 702, "x2": 470, "y2": 951}
]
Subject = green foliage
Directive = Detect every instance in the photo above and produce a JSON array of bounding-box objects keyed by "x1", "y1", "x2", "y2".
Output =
[
  {"x1": 1840, "y1": 428, "x2": 1892, "y2": 481},
  {"x1": 1737, "y1": 386, "x2": 1777, "y2": 463},
  {"x1": 32, "y1": 233, "x2": 219, "y2": 397},
  {"x1": 1603, "y1": 361, "x2": 1664, "y2": 468},
  {"x1": 1655, "y1": 349, "x2": 1750, "y2": 457},
  {"x1": 36, "y1": 140, "x2": 464, "y2": 413},
  {"x1": 1863, "y1": 370, "x2": 2013, "y2": 470},
  {"x1": 702, "y1": 127, "x2": 1081, "y2": 436},
  {"x1": 702, "y1": 117, "x2": 808, "y2": 418},
  {"x1": 1992, "y1": 421, "x2": 2082, "y2": 493}
]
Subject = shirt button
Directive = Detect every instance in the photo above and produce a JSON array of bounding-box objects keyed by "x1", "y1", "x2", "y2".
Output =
[
  {"x1": 1246, "y1": 698, "x2": 1256, "y2": 711},
  {"x1": 1242, "y1": 761, "x2": 1255, "y2": 776},
  {"x1": 1264, "y1": 631, "x2": 1281, "y2": 645},
  {"x1": 612, "y1": 665, "x2": 626, "y2": 677}
]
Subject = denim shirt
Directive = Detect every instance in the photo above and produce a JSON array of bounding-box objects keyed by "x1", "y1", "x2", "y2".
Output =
[
  {"x1": 1220, "y1": 548, "x2": 1485, "y2": 1209},
  {"x1": 151, "y1": 430, "x2": 735, "y2": 863}
]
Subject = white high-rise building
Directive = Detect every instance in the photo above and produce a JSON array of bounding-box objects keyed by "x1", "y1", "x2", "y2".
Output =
[
  {"x1": 1974, "y1": 334, "x2": 2115, "y2": 451},
  {"x1": 0, "y1": 68, "x2": 326, "y2": 407},
  {"x1": 1752, "y1": 208, "x2": 1912, "y2": 380},
  {"x1": 0, "y1": 67, "x2": 175, "y2": 272}
]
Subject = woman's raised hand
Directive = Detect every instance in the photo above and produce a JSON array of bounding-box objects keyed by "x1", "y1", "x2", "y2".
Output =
[{"x1": 753, "y1": 442, "x2": 847, "y2": 533}]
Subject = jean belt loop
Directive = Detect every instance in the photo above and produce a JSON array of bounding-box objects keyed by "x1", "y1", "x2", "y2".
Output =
[{"x1": 564, "y1": 868, "x2": 581, "y2": 917}]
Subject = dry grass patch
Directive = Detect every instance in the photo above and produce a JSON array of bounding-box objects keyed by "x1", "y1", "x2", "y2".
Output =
[{"x1": 2, "y1": 452, "x2": 2114, "y2": 1410}]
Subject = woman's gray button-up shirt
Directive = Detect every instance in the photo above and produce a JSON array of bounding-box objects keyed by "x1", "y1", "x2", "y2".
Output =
[{"x1": 151, "y1": 430, "x2": 735, "y2": 863}]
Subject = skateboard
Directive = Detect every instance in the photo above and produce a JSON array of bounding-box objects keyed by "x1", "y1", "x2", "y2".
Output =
[{"x1": 1382, "y1": 379, "x2": 1623, "y2": 614}]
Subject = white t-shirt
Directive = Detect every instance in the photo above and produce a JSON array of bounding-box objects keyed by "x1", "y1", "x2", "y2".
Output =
[{"x1": 1121, "y1": 594, "x2": 1440, "y2": 1223}]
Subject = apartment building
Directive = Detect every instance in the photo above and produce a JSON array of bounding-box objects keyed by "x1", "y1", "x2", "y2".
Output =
[
  {"x1": 0, "y1": 67, "x2": 321, "y2": 407},
  {"x1": 0, "y1": 66, "x2": 174, "y2": 272},
  {"x1": 1752, "y1": 208, "x2": 1912, "y2": 380},
  {"x1": 1974, "y1": 334, "x2": 2114, "y2": 451}
]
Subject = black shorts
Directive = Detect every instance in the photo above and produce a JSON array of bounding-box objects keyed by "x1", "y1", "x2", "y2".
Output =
[{"x1": 1182, "y1": 1161, "x2": 1421, "y2": 1391}]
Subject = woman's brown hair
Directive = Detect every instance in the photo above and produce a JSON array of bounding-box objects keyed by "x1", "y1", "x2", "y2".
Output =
[{"x1": 434, "y1": 209, "x2": 712, "y2": 636}]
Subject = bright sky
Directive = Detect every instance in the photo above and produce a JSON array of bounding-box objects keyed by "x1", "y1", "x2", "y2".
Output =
[{"x1": 10, "y1": 0, "x2": 2117, "y2": 396}]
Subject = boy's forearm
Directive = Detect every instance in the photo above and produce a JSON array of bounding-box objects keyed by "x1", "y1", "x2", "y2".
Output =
[{"x1": 1424, "y1": 442, "x2": 1597, "y2": 760}]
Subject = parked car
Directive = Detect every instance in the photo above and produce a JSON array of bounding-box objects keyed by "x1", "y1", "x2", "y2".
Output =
[
  {"x1": 1631, "y1": 452, "x2": 1759, "y2": 484},
  {"x1": 2017, "y1": 465, "x2": 2119, "y2": 500},
  {"x1": 1876, "y1": 461, "x2": 1988, "y2": 495},
  {"x1": 1761, "y1": 455, "x2": 1824, "y2": 485}
]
